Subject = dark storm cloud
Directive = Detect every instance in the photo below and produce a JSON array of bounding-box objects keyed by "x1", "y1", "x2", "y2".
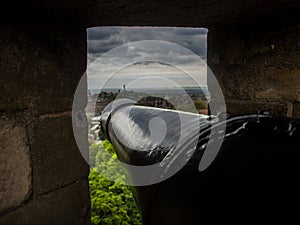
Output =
[
  {"x1": 88, "y1": 40, "x2": 122, "y2": 54},
  {"x1": 87, "y1": 27, "x2": 207, "y2": 60},
  {"x1": 87, "y1": 27, "x2": 119, "y2": 40}
]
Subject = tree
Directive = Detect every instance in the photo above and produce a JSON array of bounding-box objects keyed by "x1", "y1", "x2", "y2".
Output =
[{"x1": 89, "y1": 141, "x2": 142, "y2": 225}]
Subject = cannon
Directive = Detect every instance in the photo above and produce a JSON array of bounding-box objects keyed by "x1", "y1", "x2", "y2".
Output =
[{"x1": 100, "y1": 101, "x2": 300, "y2": 225}]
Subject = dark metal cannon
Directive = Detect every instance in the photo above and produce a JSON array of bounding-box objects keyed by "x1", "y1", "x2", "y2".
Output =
[{"x1": 100, "y1": 101, "x2": 300, "y2": 225}]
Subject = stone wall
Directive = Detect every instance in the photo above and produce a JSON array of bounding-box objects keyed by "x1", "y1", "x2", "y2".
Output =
[
  {"x1": 0, "y1": 25, "x2": 90, "y2": 224},
  {"x1": 208, "y1": 23, "x2": 300, "y2": 117}
]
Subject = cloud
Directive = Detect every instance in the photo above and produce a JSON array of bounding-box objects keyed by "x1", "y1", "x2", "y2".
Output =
[
  {"x1": 87, "y1": 27, "x2": 119, "y2": 40},
  {"x1": 86, "y1": 27, "x2": 208, "y2": 89},
  {"x1": 87, "y1": 27, "x2": 207, "y2": 59}
]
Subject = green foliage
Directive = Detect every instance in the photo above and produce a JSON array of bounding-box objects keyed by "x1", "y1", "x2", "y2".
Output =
[
  {"x1": 89, "y1": 141, "x2": 142, "y2": 225},
  {"x1": 107, "y1": 93, "x2": 118, "y2": 102},
  {"x1": 89, "y1": 143, "x2": 105, "y2": 167},
  {"x1": 101, "y1": 140, "x2": 116, "y2": 155},
  {"x1": 194, "y1": 99, "x2": 208, "y2": 110},
  {"x1": 176, "y1": 103, "x2": 198, "y2": 113}
]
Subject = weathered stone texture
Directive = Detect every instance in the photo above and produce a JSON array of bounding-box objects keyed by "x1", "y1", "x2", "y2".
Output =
[
  {"x1": 292, "y1": 102, "x2": 300, "y2": 118},
  {"x1": 208, "y1": 25, "x2": 300, "y2": 117},
  {"x1": 0, "y1": 115, "x2": 32, "y2": 213},
  {"x1": 0, "y1": 27, "x2": 87, "y2": 114},
  {"x1": 0, "y1": 179, "x2": 90, "y2": 225},
  {"x1": 225, "y1": 99, "x2": 289, "y2": 117},
  {"x1": 3, "y1": 0, "x2": 299, "y2": 28},
  {"x1": 0, "y1": 22, "x2": 89, "y2": 223},
  {"x1": 29, "y1": 114, "x2": 89, "y2": 195}
]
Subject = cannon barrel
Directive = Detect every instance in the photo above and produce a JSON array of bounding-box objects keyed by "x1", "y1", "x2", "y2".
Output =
[
  {"x1": 100, "y1": 102, "x2": 300, "y2": 225},
  {"x1": 100, "y1": 101, "x2": 209, "y2": 166}
]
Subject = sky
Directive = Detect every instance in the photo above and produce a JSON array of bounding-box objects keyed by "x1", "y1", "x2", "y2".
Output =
[{"x1": 87, "y1": 27, "x2": 208, "y2": 90}]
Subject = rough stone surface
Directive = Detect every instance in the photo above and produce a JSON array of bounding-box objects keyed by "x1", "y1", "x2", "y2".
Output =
[
  {"x1": 1, "y1": 1, "x2": 299, "y2": 28},
  {"x1": 0, "y1": 0, "x2": 91, "y2": 222},
  {"x1": 0, "y1": 179, "x2": 90, "y2": 225},
  {"x1": 225, "y1": 99, "x2": 289, "y2": 117},
  {"x1": 29, "y1": 114, "x2": 89, "y2": 195},
  {"x1": 208, "y1": 24, "x2": 300, "y2": 117},
  {"x1": 0, "y1": 115, "x2": 32, "y2": 213},
  {"x1": 0, "y1": 21, "x2": 90, "y2": 223},
  {"x1": 292, "y1": 102, "x2": 300, "y2": 118},
  {"x1": 0, "y1": 26, "x2": 87, "y2": 114}
]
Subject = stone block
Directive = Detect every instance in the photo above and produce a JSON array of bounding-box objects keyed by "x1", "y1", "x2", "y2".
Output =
[
  {"x1": 208, "y1": 26, "x2": 300, "y2": 117},
  {"x1": 0, "y1": 115, "x2": 32, "y2": 213},
  {"x1": 225, "y1": 99, "x2": 288, "y2": 118},
  {"x1": 256, "y1": 68, "x2": 300, "y2": 101},
  {"x1": 292, "y1": 102, "x2": 300, "y2": 119},
  {"x1": 0, "y1": 27, "x2": 87, "y2": 114},
  {"x1": 29, "y1": 115, "x2": 89, "y2": 195},
  {"x1": 0, "y1": 179, "x2": 90, "y2": 225}
]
